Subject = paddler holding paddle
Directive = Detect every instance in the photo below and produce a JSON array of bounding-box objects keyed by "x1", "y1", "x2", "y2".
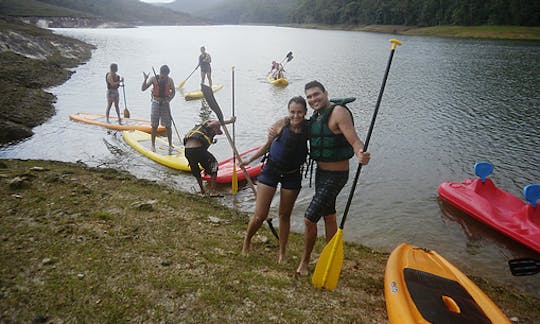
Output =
[
  {"x1": 105, "y1": 63, "x2": 124, "y2": 124},
  {"x1": 183, "y1": 116, "x2": 236, "y2": 196},
  {"x1": 296, "y1": 80, "x2": 371, "y2": 276},
  {"x1": 141, "y1": 65, "x2": 175, "y2": 153}
]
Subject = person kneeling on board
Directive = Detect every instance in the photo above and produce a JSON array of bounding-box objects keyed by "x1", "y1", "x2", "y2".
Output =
[{"x1": 184, "y1": 117, "x2": 236, "y2": 196}]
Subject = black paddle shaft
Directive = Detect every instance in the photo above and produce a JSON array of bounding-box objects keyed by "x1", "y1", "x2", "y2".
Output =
[{"x1": 339, "y1": 45, "x2": 398, "y2": 230}]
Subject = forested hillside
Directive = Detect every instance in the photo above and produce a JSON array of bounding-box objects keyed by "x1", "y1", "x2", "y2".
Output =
[
  {"x1": 289, "y1": 0, "x2": 539, "y2": 26},
  {"x1": 0, "y1": 0, "x2": 203, "y2": 26}
]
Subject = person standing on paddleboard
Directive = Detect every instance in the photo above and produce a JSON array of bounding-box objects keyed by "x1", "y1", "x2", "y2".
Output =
[
  {"x1": 199, "y1": 46, "x2": 212, "y2": 88},
  {"x1": 141, "y1": 65, "x2": 175, "y2": 153},
  {"x1": 296, "y1": 80, "x2": 371, "y2": 276},
  {"x1": 241, "y1": 96, "x2": 309, "y2": 264},
  {"x1": 105, "y1": 63, "x2": 123, "y2": 124},
  {"x1": 183, "y1": 117, "x2": 236, "y2": 196}
]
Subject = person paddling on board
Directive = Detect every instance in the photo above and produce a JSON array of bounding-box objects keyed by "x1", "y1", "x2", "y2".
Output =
[
  {"x1": 105, "y1": 63, "x2": 123, "y2": 124},
  {"x1": 199, "y1": 46, "x2": 212, "y2": 88},
  {"x1": 241, "y1": 96, "x2": 309, "y2": 263},
  {"x1": 295, "y1": 80, "x2": 371, "y2": 276},
  {"x1": 141, "y1": 65, "x2": 175, "y2": 153},
  {"x1": 184, "y1": 117, "x2": 236, "y2": 196}
]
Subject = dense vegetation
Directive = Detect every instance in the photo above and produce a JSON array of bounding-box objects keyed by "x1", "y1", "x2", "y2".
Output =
[
  {"x1": 195, "y1": 0, "x2": 296, "y2": 24},
  {"x1": 0, "y1": 0, "x2": 202, "y2": 25},
  {"x1": 289, "y1": 0, "x2": 539, "y2": 26}
]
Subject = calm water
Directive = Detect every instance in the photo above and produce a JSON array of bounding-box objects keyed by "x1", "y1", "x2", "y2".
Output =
[{"x1": 1, "y1": 26, "x2": 539, "y2": 296}]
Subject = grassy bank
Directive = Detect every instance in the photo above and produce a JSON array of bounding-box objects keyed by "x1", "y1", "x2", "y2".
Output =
[
  {"x1": 290, "y1": 24, "x2": 540, "y2": 41},
  {"x1": 1, "y1": 159, "x2": 539, "y2": 322}
]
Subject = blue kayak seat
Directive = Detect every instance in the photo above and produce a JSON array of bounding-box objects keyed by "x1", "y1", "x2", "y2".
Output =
[
  {"x1": 524, "y1": 184, "x2": 540, "y2": 208},
  {"x1": 474, "y1": 162, "x2": 493, "y2": 183}
]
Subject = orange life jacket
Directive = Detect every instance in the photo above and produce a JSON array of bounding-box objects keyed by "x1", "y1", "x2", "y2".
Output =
[{"x1": 152, "y1": 76, "x2": 172, "y2": 99}]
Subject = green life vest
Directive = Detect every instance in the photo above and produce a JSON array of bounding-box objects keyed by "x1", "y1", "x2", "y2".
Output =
[{"x1": 309, "y1": 98, "x2": 356, "y2": 162}]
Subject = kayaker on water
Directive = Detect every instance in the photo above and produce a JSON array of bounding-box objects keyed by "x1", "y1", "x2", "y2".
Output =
[
  {"x1": 268, "y1": 61, "x2": 283, "y2": 80},
  {"x1": 141, "y1": 65, "x2": 175, "y2": 153},
  {"x1": 241, "y1": 96, "x2": 309, "y2": 263},
  {"x1": 184, "y1": 117, "x2": 236, "y2": 196},
  {"x1": 296, "y1": 80, "x2": 371, "y2": 276},
  {"x1": 199, "y1": 46, "x2": 212, "y2": 88},
  {"x1": 105, "y1": 63, "x2": 123, "y2": 124}
]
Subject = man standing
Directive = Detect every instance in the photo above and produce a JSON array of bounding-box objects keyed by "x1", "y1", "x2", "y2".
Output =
[
  {"x1": 199, "y1": 46, "x2": 212, "y2": 87},
  {"x1": 141, "y1": 65, "x2": 175, "y2": 153},
  {"x1": 296, "y1": 80, "x2": 371, "y2": 276}
]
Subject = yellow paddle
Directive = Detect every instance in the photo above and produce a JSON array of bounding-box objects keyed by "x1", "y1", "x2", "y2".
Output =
[
  {"x1": 121, "y1": 81, "x2": 130, "y2": 118},
  {"x1": 312, "y1": 39, "x2": 402, "y2": 290},
  {"x1": 178, "y1": 64, "x2": 199, "y2": 89},
  {"x1": 231, "y1": 66, "x2": 238, "y2": 194}
]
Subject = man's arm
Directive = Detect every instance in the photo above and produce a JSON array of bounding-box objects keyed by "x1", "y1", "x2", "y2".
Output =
[
  {"x1": 334, "y1": 106, "x2": 371, "y2": 165},
  {"x1": 168, "y1": 78, "x2": 176, "y2": 101}
]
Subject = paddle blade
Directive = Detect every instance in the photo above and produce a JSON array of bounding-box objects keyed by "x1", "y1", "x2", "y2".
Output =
[
  {"x1": 123, "y1": 108, "x2": 130, "y2": 118},
  {"x1": 201, "y1": 84, "x2": 224, "y2": 122},
  {"x1": 178, "y1": 80, "x2": 186, "y2": 89},
  {"x1": 232, "y1": 164, "x2": 238, "y2": 195},
  {"x1": 508, "y1": 258, "x2": 540, "y2": 276},
  {"x1": 312, "y1": 229, "x2": 344, "y2": 290}
]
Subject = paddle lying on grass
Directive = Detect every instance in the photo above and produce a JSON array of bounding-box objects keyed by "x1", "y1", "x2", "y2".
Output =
[
  {"x1": 312, "y1": 39, "x2": 402, "y2": 291},
  {"x1": 508, "y1": 258, "x2": 540, "y2": 276},
  {"x1": 231, "y1": 66, "x2": 238, "y2": 195},
  {"x1": 201, "y1": 83, "x2": 279, "y2": 240},
  {"x1": 121, "y1": 81, "x2": 130, "y2": 118},
  {"x1": 152, "y1": 67, "x2": 182, "y2": 144},
  {"x1": 178, "y1": 64, "x2": 199, "y2": 89}
]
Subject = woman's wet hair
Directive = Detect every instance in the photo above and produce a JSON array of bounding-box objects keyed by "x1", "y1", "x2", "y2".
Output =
[{"x1": 288, "y1": 96, "x2": 307, "y2": 111}]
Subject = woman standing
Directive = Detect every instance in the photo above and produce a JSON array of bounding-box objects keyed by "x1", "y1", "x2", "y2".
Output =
[{"x1": 242, "y1": 96, "x2": 309, "y2": 263}]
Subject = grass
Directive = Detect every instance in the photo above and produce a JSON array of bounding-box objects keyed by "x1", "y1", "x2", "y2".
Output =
[{"x1": 1, "y1": 159, "x2": 539, "y2": 322}]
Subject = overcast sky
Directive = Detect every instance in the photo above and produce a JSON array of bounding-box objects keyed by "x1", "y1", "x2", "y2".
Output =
[{"x1": 140, "y1": 0, "x2": 175, "y2": 3}]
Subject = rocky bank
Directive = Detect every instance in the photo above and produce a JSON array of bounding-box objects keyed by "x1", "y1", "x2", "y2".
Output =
[{"x1": 0, "y1": 16, "x2": 94, "y2": 144}]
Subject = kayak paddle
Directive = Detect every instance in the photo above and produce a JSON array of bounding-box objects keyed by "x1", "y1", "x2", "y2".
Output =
[
  {"x1": 508, "y1": 258, "x2": 540, "y2": 276},
  {"x1": 121, "y1": 80, "x2": 130, "y2": 118},
  {"x1": 201, "y1": 83, "x2": 279, "y2": 241},
  {"x1": 178, "y1": 64, "x2": 199, "y2": 89},
  {"x1": 312, "y1": 39, "x2": 402, "y2": 290},
  {"x1": 231, "y1": 66, "x2": 238, "y2": 195}
]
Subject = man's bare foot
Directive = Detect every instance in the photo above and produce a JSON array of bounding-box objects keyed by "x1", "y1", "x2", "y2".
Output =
[
  {"x1": 151, "y1": 145, "x2": 156, "y2": 152},
  {"x1": 118, "y1": 119, "x2": 122, "y2": 125},
  {"x1": 296, "y1": 262, "x2": 309, "y2": 276}
]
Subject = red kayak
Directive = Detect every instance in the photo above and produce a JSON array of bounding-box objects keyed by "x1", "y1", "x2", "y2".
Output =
[
  {"x1": 202, "y1": 146, "x2": 263, "y2": 183},
  {"x1": 438, "y1": 162, "x2": 540, "y2": 253}
]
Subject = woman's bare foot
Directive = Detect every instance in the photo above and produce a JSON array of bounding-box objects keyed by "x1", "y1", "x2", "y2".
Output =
[
  {"x1": 296, "y1": 262, "x2": 309, "y2": 276},
  {"x1": 242, "y1": 241, "x2": 250, "y2": 256},
  {"x1": 278, "y1": 254, "x2": 286, "y2": 264}
]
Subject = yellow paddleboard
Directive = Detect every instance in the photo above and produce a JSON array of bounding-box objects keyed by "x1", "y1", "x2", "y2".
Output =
[
  {"x1": 384, "y1": 243, "x2": 509, "y2": 323},
  {"x1": 122, "y1": 130, "x2": 190, "y2": 171},
  {"x1": 184, "y1": 84, "x2": 223, "y2": 101}
]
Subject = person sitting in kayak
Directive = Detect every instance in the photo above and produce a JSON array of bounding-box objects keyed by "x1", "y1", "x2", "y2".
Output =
[
  {"x1": 241, "y1": 96, "x2": 309, "y2": 263},
  {"x1": 105, "y1": 63, "x2": 124, "y2": 124},
  {"x1": 269, "y1": 61, "x2": 283, "y2": 80},
  {"x1": 141, "y1": 65, "x2": 175, "y2": 153},
  {"x1": 184, "y1": 117, "x2": 236, "y2": 196}
]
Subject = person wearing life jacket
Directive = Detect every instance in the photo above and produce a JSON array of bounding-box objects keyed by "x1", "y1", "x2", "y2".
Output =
[
  {"x1": 296, "y1": 80, "x2": 371, "y2": 276},
  {"x1": 241, "y1": 96, "x2": 309, "y2": 263},
  {"x1": 105, "y1": 63, "x2": 124, "y2": 124},
  {"x1": 199, "y1": 46, "x2": 212, "y2": 87},
  {"x1": 141, "y1": 65, "x2": 175, "y2": 152},
  {"x1": 184, "y1": 116, "x2": 236, "y2": 195}
]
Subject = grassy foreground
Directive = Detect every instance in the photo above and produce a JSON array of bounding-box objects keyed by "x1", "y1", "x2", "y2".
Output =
[{"x1": 1, "y1": 159, "x2": 539, "y2": 322}]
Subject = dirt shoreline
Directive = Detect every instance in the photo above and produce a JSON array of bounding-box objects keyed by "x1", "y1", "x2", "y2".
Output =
[{"x1": 1, "y1": 159, "x2": 539, "y2": 322}]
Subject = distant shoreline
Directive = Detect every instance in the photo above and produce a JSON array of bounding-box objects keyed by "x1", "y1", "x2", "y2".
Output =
[{"x1": 283, "y1": 24, "x2": 540, "y2": 41}]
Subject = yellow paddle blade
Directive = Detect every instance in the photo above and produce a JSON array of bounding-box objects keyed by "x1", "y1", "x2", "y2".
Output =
[
  {"x1": 178, "y1": 80, "x2": 186, "y2": 89},
  {"x1": 312, "y1": 229, "x2": 344, "y2": 290},
  {"x1": 231, "y1": 165, "x2": 238, "y2": 195},
  {"x1": 123, "y1": 108, "x2": 130, "y2": 118}
]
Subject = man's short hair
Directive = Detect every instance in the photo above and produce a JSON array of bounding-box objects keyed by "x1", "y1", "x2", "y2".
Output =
[
  {"x1": 160, "y1": 65, "x2": 170, "y2": 75},
  {"x1": 305, "y1": 80, "x2": 325, "y2": 93}
]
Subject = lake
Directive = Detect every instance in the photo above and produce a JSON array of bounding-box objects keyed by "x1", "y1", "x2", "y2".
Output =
[{"x1": 1, "y1": 25, "x2": 539, "y2": 296}]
